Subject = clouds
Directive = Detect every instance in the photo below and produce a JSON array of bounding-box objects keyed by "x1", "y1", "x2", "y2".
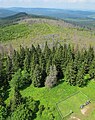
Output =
[
  {"x1": 44, "y1": 0, "x2": 86, "y2": 2},
  {"x1": 0, "y1": 0, "x2": 95, "y2": 10},
  {"x1": 43, "y1": 0, "x2": 94, "y2": 3}
]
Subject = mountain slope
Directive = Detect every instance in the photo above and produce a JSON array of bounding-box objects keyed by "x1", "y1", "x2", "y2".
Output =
[
  {"x1": 0, "y1": 8, "x2": 17, "y2": 18},
  {"x1": 0, "y1": 12, "x2": 55, "y2": 27},
  {"x1": 0, "y1": 17, "x2": 95, "y2": 53}
]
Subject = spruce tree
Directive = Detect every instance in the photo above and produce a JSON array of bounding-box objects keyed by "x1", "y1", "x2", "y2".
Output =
[
  {"x1": 24, "y1": 54, "x2": 30, "y2": 72},
  {"x1": 19, "y1": 45, "x2": 25, "y2": 69},
  {"x1": 12, "y1": 50, "x2": 20, "y2": 72},
  {"x1": 89, "y1": 59, "x2": 95, "y2": 79},
  {"x1": 0, "y1": 56, "x2": 3, "y2": 86},
  {"x1": 10, "y1": 87, "x2": 22, "y2": 111},
  {"x1": 44, "y1": 42, "x2": 51, "y2": 62},
  {"x1": 39, "y1": 54, "x2": 47, "y2": 86},
  {"x1": 76, "y1": 67, "x2": 86, "y2": 87},
  {"x1": 32, "y1": 64, "x2": 42, "y2": 87},
  {"x1": 6, "y1": 56, "x2": 12, "y2": 81},
  {"x1": 64, "y1": 61, "x2": 77, "y2": 86}
]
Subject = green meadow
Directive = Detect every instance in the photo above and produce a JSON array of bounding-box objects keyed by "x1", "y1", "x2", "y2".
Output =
[{"x1": 5, "y1": 80, "x2": 95, "y2": 120}]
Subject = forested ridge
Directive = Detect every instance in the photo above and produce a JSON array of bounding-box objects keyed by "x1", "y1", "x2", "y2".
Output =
[{"x1": 0, "y1": 42, "x2": 95, "y2": 119}]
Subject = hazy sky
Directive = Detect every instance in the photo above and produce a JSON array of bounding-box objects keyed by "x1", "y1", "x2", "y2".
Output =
[{"x1": 0, "y1": 0, "x2": 95, "y2": 10}]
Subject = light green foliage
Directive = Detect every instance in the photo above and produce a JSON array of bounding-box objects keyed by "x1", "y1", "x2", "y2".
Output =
[
  {"x1": 0, "y1": 24, "x2": 30, "y2": 41},
  {"x1": 7, "y1": 79, "x2": 95, "y2": 120},
  {"x1": 1, "y1": 19, "x2": 95, "y2": 50},
  {"x1": 20, "y1": 82, "x2": 77, "y2": 119},
  {"x1": 10, "y1": 69, "x2": 31, "y2": 89},
  {"x1": 58, "y1": 91, "x2": 95, "y2": 119}
]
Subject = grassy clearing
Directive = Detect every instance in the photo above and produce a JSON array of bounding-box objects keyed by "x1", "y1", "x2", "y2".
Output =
[
  {"x1": 6, "y1": 80, "x2": 95, "y2": 120},
  {"x1": 58, "y1": 92, "x2": 90, "y2": 119},
  {"x1": 78, "y1": 80, "x2": 95, "y2": 101},
  {"x1": 21, "y1": 81, "x2": 95, "y2": 120},
  {"x1": 20, "y1": 82, "x2": 77, "y2": 106}
]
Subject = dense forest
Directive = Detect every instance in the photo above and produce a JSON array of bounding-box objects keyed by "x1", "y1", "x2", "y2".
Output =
[{"x1": 0, "y1": 42, "x2": 95, "y2": 119}]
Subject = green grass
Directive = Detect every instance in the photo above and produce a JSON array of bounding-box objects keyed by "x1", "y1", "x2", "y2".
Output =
[
  {"x1": 58, "y1": 92, "x2": 89, "y2": 118},
  {"x1": 78, "y1": 80, "x2": 95, "y2": 101},
  {"x1": 6, "y1": 80, "x2": 95, "y2": 120},
  {"x1": 20, "y1": 82, "x2": 77, "y2": 106},
  {"x1": 20, "y1": 82, "x2": 78, "y2": 119}
]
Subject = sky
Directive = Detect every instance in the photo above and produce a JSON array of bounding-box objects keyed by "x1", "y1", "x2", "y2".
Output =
[{"x1": 0, "y1": 0, "x2": 95, "y2": 10}]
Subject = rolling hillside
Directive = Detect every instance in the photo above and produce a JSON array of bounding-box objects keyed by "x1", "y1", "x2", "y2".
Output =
[
  {"x1": 0, "y1": 7, "x2": 95, "y2": 30},
  {"x1": 7, "y1": 7, "x2": 95, "y2": 19},
  {"x1": 0, "y1": 13, "x2": 95, "y2": 54}
]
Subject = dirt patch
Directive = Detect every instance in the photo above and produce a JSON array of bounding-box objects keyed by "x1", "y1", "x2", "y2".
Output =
[
  {"x1": 70, "y1": 116, "x2": 81, "y2": 120},
  {"x1": 81, "y1": 106, "x2": 90, "y2": 115}
]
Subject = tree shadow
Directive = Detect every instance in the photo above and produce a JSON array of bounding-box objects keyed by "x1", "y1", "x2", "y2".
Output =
[{"x1": 19, "y1": 82, "x2": 31, "y2": 90}]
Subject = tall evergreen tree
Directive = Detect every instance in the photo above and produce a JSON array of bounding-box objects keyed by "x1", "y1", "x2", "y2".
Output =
[
  {"x1": 19, "y1": 45, "x2": 25, "y2": 69},
  {"x1": 89, "y1": 59, "x2": 95, "y2": 79},
  {"x1": 24, "y1": 54, "x2": 30, "y2": 72},
  {"x1": 64, "y1": 61, "x2": 77, "y2": 86},
  {"x1": 6, "y1": 56, "x2": 12, "y2": 81},
  {"x1": 32, "y1": 64, "x2": 42, "y2": 87},
  {"x1": 44, "y1": 42, "x2": 51, "y2": 62},
  {"x1": 10, "y1": 87, "x2": 22, "y2": 111},
  {"x1": 12, "y1": 50, "x2": 20, "y2": 72},
  {"x1": 76, "y1": 67, "x2": 86, "y2": 87}
]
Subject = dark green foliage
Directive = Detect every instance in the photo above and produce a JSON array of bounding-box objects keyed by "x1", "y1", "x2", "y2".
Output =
[
  {"x1": 12, "y1": 50, "x2": 20, "y2": 72},
  {"x1": 32, "y1": 64, "x2": 43, "y2": 87},
  {"x1": 10, "y1": 87, "x2": 23, "y2": 111},
  {"x1": 0, "y1": 56, "x2": 3, "y2": 85},
  {"x1": 8, "y1": 88, "x2": 40, "y2": 120},
  {"x1": 44, "y1": 42, "x2": 51, "y2": 63},
  {"x1": 89, "y1": 59, "x2": 95, "y2": 79},
  {"x1": 1, "y1": 43, "x2": 95, "y2": 89},
  {"x1": 76, "y1": 67, "x2": 86, "y2": 87},
  {"x1": 0, "y1": 87, "x2": 5, "y2": 106},
  {"x1": 0, "y1": 105, "x2": 7, "y2": 120},
  {"x1": 19, "y1": 45, "x2": 25, "y2": 69},
  {"x1": 6, "y1": 56, "x2": 12, "y2": 81},
  {"x1": 64, "y1": 61, "x2": 77, "y2": 86},
  {"x1": 24, "y1": 48, "x2": 31, "y2": 72},
  {"x1": 10, "y1": 104, "x2": 33, "y2": 120},
  {"x1": 1, "y1": 43, "x2": 95, "y2": 120},
  {"x1": 25, "y1": 96, "x2": 40, "y2": 113}
]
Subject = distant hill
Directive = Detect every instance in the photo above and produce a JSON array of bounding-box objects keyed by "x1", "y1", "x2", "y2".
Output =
[
  {"x1": 4, "y1": 12, "x2": 30, "y2": 20},
  {"x1": 0, "y1": 12, "x2": 31, "y2": 27},
  {"x1": 7, "y1": 7, "x2": 95, "y2": 19},
  {"x1": 0, "y1": 12, "x2": 54, "y2": 27},
  {"x1": 0, "y1": 8, "x2": 17, "y2": 18},
  {"x1": 0, "y1": 7, "x2": 95, "y2": 29}
]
